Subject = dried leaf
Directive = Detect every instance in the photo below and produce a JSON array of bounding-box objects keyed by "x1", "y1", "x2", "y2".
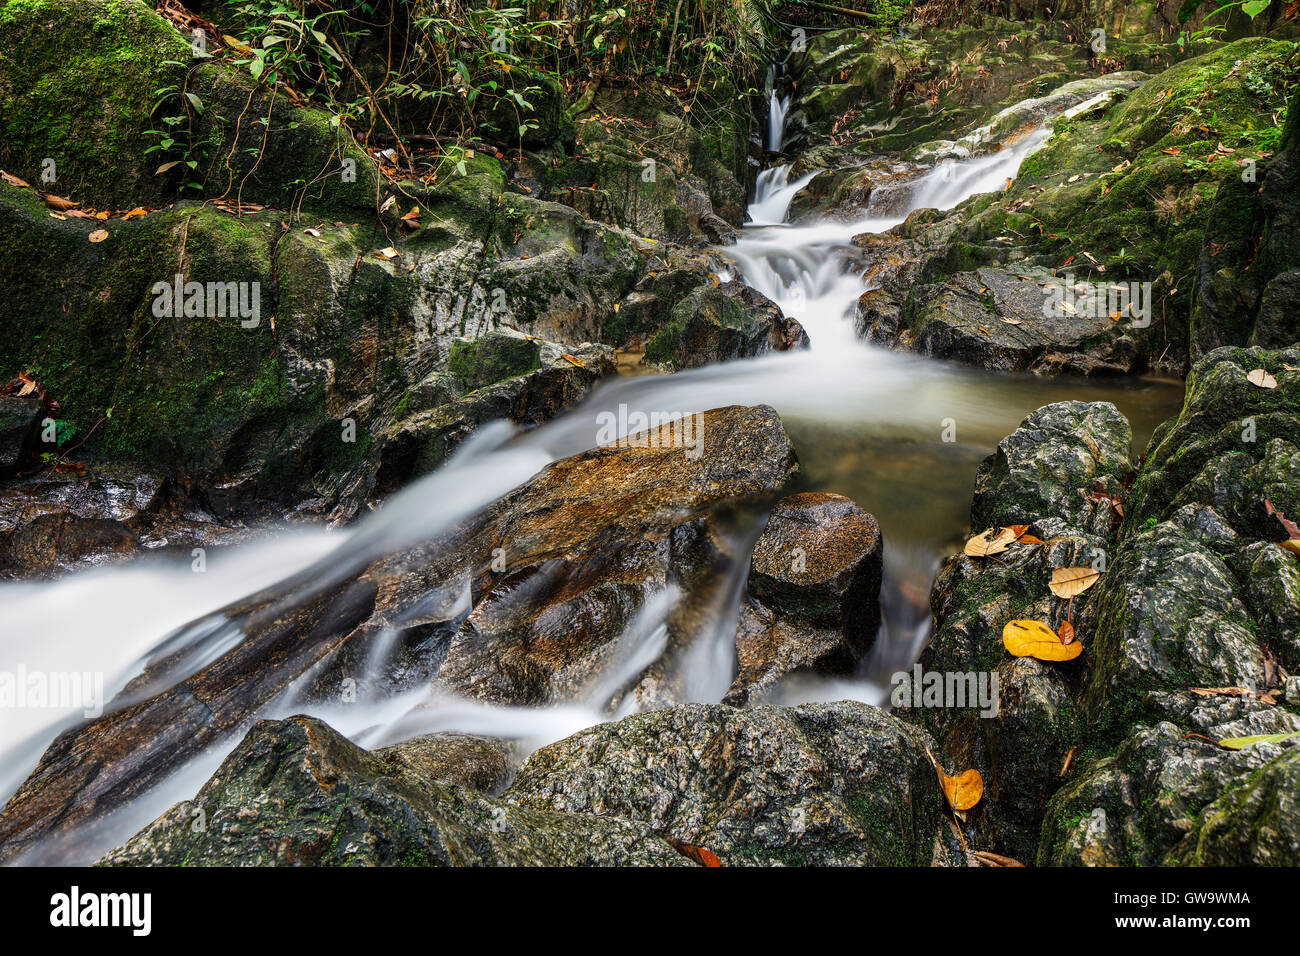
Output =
[
  {"x1": 1219, "y1": 731, "x2": 1300, "y2": 750},
  {"x1": 1057, "y1": 619, "x2": 1076, "y2": 645},
  {"x1": 43, "y1": 195, "x2": 77, "y2": 211},
  {"x1": 964, "y1": 526, "x2": 1016, "y2": 558},
  {"x1": 88, "y1": 228, "x2": 109, "y2": 243},
  {"x1": 1003, "y1": 619, "x2": 1083, "y2": 661},
  {"x1": 972, "y1": 850, "x2": 1025, "y2": 867},
  {"x1": 375, "y1": 246, "x2": 401, "y2": 260},
  {"x1": 560, "y1": 353, "x2": 585, "y2": 368},
  {"x1": 939, "y1": 767, "x2": 984, "y2": 811},
  {"x1": 1049, "y1": 566, "x2": 1100, "y2": 598},
  {"x1": 1247, "y1": 368, "x2": 1277, "y2": 389},
  {"x1": 1, "y1": 170, "x2": 30, "y2": 188},
  {"x1": 1059, "y1": 746, "x2": 1077, "y2": 777},
  {"x1": 664, "y1": 836, "x2": 721, "y2": 867}
]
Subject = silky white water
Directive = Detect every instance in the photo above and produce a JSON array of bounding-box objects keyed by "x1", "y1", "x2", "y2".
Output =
[{"x1": 0, "y1": 94, "x2": 1181, "y2": 864}]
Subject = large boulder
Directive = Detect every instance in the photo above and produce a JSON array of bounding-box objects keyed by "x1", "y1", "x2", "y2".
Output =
[
  {"x1": 100, "y1": 716, "x2": 689, "y2": 866},
  {"x1": 506, "y1": 701, "x2": 947, "y2": 866}
]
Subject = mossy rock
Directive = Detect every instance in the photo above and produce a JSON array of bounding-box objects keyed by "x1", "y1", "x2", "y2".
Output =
[{"x1": 0, "y1": 0, "x2": 190, "y2": 208}]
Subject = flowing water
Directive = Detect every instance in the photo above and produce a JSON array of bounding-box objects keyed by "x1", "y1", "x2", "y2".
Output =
[{"x1": 0, "y1": 89, "x2": 1184, "y2": 864}]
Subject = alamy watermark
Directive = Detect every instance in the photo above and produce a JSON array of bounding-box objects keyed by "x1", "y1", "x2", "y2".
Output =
[
  {"x1": 151, "y1": 274, "x2": 261, "y2": 328},
  {"x1": 1042, "y1": 273, "x2": 1152, "y2": 327},
  {"x1": 0, "y1": 665, "x2": 104, "y2": 718},
  {"x1": 891, "y1": 665, "x2": 1000, "y2": 718},
  {"x1": 595, "y1": 404, "x2": 705, "y2": 459}
]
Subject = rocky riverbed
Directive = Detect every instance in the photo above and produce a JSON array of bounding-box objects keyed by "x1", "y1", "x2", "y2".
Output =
[{"x1": 1, "y1": 0, "x2": 1298, "y2": 867}]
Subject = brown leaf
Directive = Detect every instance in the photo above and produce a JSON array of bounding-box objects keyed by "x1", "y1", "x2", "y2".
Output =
[
  {"x1": 88, "y1": 229, "x2": 109, "y2": 243},
  {"x1": 1057, "y1": 619, "x2": 1075, "y2": 645},
  {"x1": 964, "y1": 526, "x2": 1016, "y2": 558},
  {"x1": 1049, "y1": 566, "x2": 1101, "y2": 598},
  {"x1": 972, "y1": 850, "x2": 1025, "y2": 867},
  {"x1": 1059, "y1": 746, "x2": 1077, "y2": 777},
  {"x1": 664, "y1": 836, "x2": 721, "y2": 867},
  {"x1": 1, "y1": 170, "x2": 30, "y2": 188},
  {"x1": 42, "y1": 194, "x2": 77, "y2": 211},
  {"x1": 1265, "y1": 499, "x2": 1300, "y2": 539}
]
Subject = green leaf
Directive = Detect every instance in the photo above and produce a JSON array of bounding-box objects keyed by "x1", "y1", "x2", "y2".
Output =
[
  {"x1": 1219, "y1": 731, "x2": 1300, "y2": 749},
  {"x1": 185, "y1": 92, "x2": 204, "y2": 113},
  {"x1": 249, "y1": 55, "x2": 265, "y2": 81},
  {"x1": 1242, "y1": 0, "x2": 1270, "y2": 16}
]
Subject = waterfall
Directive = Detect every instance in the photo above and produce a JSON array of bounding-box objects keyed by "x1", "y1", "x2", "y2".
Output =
[{"x1": 0, "y1": 79, "x2": 1184, "y2": 865}]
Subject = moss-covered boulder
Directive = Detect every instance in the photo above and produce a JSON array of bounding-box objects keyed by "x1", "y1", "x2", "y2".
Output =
[
  {"x1": 506, "y1": 700, "x2": 947, "y2": 866},
  {"x1": 100, "y1": 716, "x2": 690, "y2": 866}
]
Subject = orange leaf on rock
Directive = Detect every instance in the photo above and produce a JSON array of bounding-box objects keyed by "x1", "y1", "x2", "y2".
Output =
[
  {"x1": 1003, "y1": 619, "x2": 1083, "y2": 661},
  {"x1": 1057, "y1": 620, "x2": 1075, "y2": 645},
  {"x1": 939, "y1": 767, "x2": 983, "y2": 811},
  {"x1": 664, "y1": 837, "x2": 721, "y2": 867}
]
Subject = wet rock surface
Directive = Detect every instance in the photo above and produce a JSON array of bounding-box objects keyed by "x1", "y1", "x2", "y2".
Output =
[
  {"x1": 725, "y1": 492, "x2": 883, "y2": 706},
  {"x1": 100, "y1": 716, "x2": 689, "y2": 867},
  {"x1": 506, "y1": 701, "x2": 945, "y2": 866},
  {"x1": 0, "y1": 404, "x2": 798, "y2": 862},
  {"x1": 908, "y1": 348, "x2": 1300, "y2": 865}
]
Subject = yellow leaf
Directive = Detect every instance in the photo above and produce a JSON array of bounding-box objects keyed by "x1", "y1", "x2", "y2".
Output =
[
  {"x1": 1049, "y1": 566, "x2": 1100, "y2": 598},
  {"x1": 1003, "y1": 619, "x2": 1083, "y2": 661},
  {"x1": 561, "y1": 353, "x2": 585, "y2": 368},
  {"x1": 940, "y1": 767, "x2": 983, "y2": 811}
]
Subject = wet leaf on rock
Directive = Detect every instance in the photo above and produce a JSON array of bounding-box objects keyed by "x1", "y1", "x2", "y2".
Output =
[
  {"x1": 1003, "y1": 620, "x2": 1083, "y2": 661},
  {"x1": 664, "y1": 837, "x2": 721, "y2": 867}
]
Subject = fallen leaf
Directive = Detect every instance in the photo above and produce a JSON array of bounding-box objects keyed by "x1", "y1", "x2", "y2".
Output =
[
  {"x1": 1247, "y1": 368, "x2": 1277, "y2": 389},
  {"x1": 42, "y1": 195, "x2": 77, "y2": 211},
  {"x1": 1018, "y1": 534, "x2": 1044, "y2": 545},
  {"x1": 939, "y1": 767, "x2": 983, "y2": 811},
  {"x1": 88, "y1": 229, "x2": 109, "y2": 243},
  {"x1": 1, "y1": 170, "x2": 31, "y2": 188},
  {"x1": 972, "y1": 850, "x2": 1025, "y2": 867},
  {"x1": 560, "y1": 354, "x2": 586, "y2": 368},
  {"x1": 375, "y1": 246, "x2": 401, "y2": 260},
  {"x1": 664, "y1": 836, "x2": 721, "y2": 867},
  {"x1": 1059, "y1": 746, "x2": 1077, "y2": 777},
  {"x1": 1049, "y1": 566, "x2": 1101, "y2": 598},
  {"x1": 122, "y1": 207, "x2": 150, "y2": 220},
  {"x1": 964, "y1": 526, "x2": 1017, "y2": 558},
  {"x1": 1057, "y1": 619, "x2": 1075, "y2": 645},
  {"x1": 1003, "y1": 619, "x2": 1083, "y2": 661},
  {"x1": 1219, "y1": 731, "x2": 1300, "y2": 750},
  {"x1": 1001, "y1": 317, "x2": 1023, "y2": 325}
]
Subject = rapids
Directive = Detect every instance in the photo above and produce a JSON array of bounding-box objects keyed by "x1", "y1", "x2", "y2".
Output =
[{"x1": 0, "y1": 84, "x2": 1183, "y2": 864}]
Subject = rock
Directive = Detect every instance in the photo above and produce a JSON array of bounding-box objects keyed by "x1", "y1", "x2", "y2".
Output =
[
  {"x1": 0, "y1": 394, "x2": 42, "y2": 477},
  {"x1": 0, "y1": 466, "x2": 253, "y2": 578},
  {"x1": 0, "y1": 404, "x2": 798, "y2": 861},
  {"x1": 374, "y1": 733, "x2": 518, "y2": 795},
  {"x1": 505, "y1": 701, "x2": 947, "y2": 865},
  {"x1": 100, "y1": 717, "x2": 689, "y2": 867},
  {"x1": 643, "y1": 282, "x2": 809, "y2": 371},
  {"x1": 971, "y1": 400, "x2": 1134, "y2": 536},
  {"x1": 724, "y1": 493, "x2": 882, "y2": 706},
  {"x1": 862, "y1": 267, "x2": 1144, "y2": 375}
]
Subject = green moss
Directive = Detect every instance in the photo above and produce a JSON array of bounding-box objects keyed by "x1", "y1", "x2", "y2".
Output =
[{"x1": 0, "y1": 0, "x2": 190, "y2": 208}]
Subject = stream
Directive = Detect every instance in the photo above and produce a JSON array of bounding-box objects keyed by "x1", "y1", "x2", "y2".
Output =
[{"x1": 0, "y1": 87, "x2": 1185, "y2": 864}]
